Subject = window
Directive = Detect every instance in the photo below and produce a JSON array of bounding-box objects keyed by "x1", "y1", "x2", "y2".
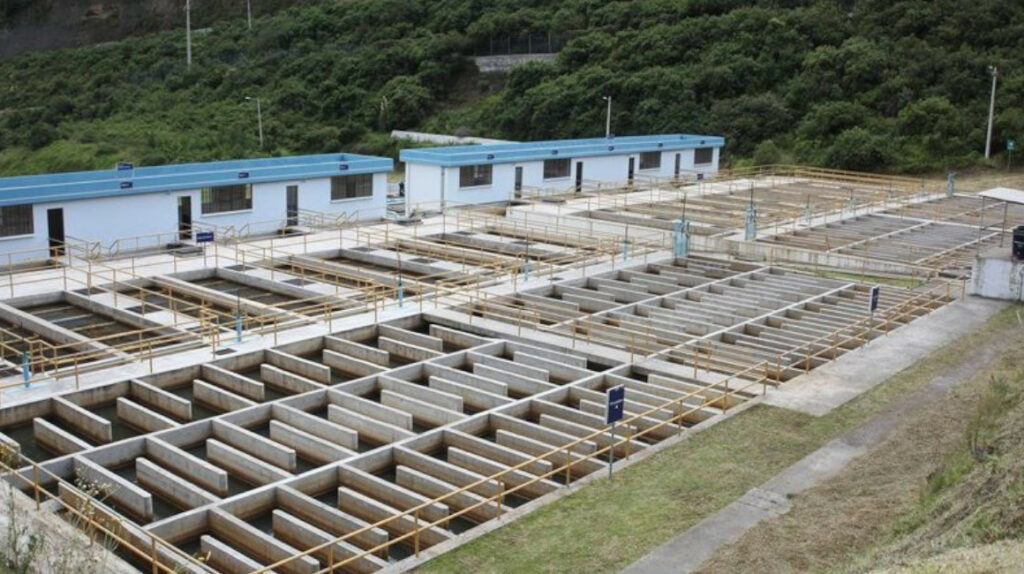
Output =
[
  {"x1": 201, "y1": 184, "x2": 252, "y2": 214},
  {"x1": 459, "y1": 164, "x2": 493, "y2": 188},
  {"x1": 694, "y1": 147, "x2": 714, "y2": 165},
  {"x1": 543, "y1": 158, "x2": 571, "y2": 179},
  {"x1": 331, "y1": 174, "x2": 373, "y2": 200},
  {"x1": 639, "y1": 151, "x2": 662, "y2": 170},
  {"x1": 0, "y1": 204, "x2": 33, "y2": 237}
]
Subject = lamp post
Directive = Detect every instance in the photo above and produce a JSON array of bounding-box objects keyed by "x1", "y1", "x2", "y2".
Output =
[
  {"x1": 185, "y1": 0, "x2": 192, "y2": 69},
  {"x1": 245, "y1": 97, "x2": 264, "y2": 148},
  {"x1": 602, "y1": 96, "x2": 612, "y2": 138},
  {"x1": 985, "y1": 65, "x2": 998, "y2": 159}
]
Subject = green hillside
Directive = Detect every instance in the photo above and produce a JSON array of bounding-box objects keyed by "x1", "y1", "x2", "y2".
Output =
[{"x1": 1, "y1": 0, "x2": 1023, "y2": 176}]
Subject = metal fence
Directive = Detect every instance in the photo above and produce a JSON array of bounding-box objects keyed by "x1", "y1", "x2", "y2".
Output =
[{"x1": 472, "y1": 32, "x2": 572, "y2": 57}]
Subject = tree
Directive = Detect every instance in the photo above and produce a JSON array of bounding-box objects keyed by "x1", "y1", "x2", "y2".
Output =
[{"x1": 826, "y1": 127, "x2": 891, "y2": 171}]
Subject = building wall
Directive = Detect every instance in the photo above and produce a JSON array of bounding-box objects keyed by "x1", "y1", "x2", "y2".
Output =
[
  {"x1": 0, "y1": 173, "x2": 387, "y2": 262},
  {"x1": 405, "y1": 164, "x2": 444, "y2": 213},
  {"x1": 403, "y1": 147, "x2": 722, "y2": 213}
]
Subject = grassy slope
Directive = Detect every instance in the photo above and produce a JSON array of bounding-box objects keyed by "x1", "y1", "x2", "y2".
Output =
[
  {"x1": 691, "y1": 303, "x2": 1024, "y2": 573},
  {"x1": 418, "y1": 305, "x2": 1024, "y2": 574}
]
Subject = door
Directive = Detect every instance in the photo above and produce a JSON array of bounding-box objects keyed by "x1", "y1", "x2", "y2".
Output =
[
  {"x1": 177, "y1": 196, "x2": 192, "y2": 241},
  {"x1": 674, "y1": 153, "x2": 681, "y2": 180},
  {"x1": 514, "y1": 167, "x2": 523, "y2": 197},
  {"x1": 628, "y1": 157, "x2": 635, "y2": 185},
  {"x1": 47, "y1": 208, "x2": 65, "y2": 257},
  {"x1": 575, "y1": 162, "x2": 584, "y2": 192},
  {"x1": 286, "y1": 185, "x2": 299, "y2": 226}
]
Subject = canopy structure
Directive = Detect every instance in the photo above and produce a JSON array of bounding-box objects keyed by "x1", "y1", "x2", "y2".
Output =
[
  {"x1": 979, "y1": 187, "x2": 1024, "y2": 205},
  {"x1": 977, "y1": 187, "x2": 1024, "y2": 250}
]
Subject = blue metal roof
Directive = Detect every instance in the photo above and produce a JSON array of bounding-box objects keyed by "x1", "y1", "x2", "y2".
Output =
[
  {"x1": 399, "y1": 134, "x2": 724, "y2": 167},
  {"x1": 0, "y1": 153, "x2": 394, "y2": 207}
]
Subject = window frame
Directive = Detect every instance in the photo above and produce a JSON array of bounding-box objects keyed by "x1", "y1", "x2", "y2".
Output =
[
  {"x1": 543, "y1": 158, "x2": 571, "y2": 180},
  {"x1": 638, "y1": 151, "x2": 662, "y2": 171},
  {"x1": 694, "y1": 147, "x2": 714, "y2": 165},
  {"x1": 0, "y1": 204, "x2": 34, "y2": 238},
  {"x1": 331, "y1": 173, "x2": 374, "y2": 201},
  {"x1": 200, "y1": 184, "x2": 253, "y2": 215},
  {"x1": 459, "y1": 164, "x2": 493, "y2": 188}
]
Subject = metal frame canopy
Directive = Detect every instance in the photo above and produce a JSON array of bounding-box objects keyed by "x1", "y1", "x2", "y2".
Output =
[
  {"x1": 977, "y1": 187, "x2": 1024, "y2": 249},
  {"x1": 979, "y1": 187, "x2": 1024, "y2": 205},
  {"x1": 0, "y1": 152, "x2": 394, "y2": 207},
  {"x1": 399, "y1": 133, "x2": 726, "y2": 167}
]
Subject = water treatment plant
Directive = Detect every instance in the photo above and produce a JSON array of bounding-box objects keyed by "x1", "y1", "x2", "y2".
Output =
[{"x1": 0, "y1": 159, "x2": 1018, "y2": 573}]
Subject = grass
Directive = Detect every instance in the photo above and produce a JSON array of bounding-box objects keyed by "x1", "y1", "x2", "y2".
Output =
[
  {"x1": 691, "y1": 303, "x2": 1024, "y2": 573},
  {"x1": 419, "y1": 305, "x2": 1024, "y2": 574}
]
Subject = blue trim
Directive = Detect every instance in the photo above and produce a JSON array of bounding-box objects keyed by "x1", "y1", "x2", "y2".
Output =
[
  {"x1": 399, "y1": 134, "x2": 724, "y2": 167},
  {"x1": 0, "y1": 153, "x2": 393, "y2": 207}
]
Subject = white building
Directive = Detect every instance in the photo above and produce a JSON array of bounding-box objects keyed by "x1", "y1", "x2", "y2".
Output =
[
  {"x1": 0, "y1": 153, "x2": 392, "y2": 261},
  {"x1": 399, "y1": 133, "x2": 724, "y2": 213}
]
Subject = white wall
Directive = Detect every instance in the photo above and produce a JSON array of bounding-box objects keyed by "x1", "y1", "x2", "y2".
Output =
[
  {"x1": 405, "y1": 163, "x2": 444, "y2": 213},
  {"x1": 0, "y1": 173, "x2": 387, "y2": 263},
  {"x1": 403, "y1": 147, "x2": 722, "y2": 213}
]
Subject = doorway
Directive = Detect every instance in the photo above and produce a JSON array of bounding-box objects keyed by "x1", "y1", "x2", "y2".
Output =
[
  {"x1": 47, "y1": 208, "x2": 65, "y2": 257},
  {"x1": 674, "y1": 153, "x2": 681, "y2": 180},
  {"x1": 514, "y1": 167, "x2": 523, "y2": 198},
  {"x1": 286, "y1": 185, "x2": 299, "y2": 226},
  {"x1": 627, "y1": 157, "x2": 635, "y2": 185},
  {"x1": 177, "y1": 196, "x2": 192, "y2": 241},
  {"x1": 575, "y1": 162, "x2": 584, "y2": 192}
]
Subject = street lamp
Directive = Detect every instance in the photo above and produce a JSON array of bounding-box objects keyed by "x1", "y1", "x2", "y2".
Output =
[
  {"x1": 185, "y1": 0, "x2": 192, "y2": 69},
  {"x1": 985, "y1": 65, "x2": 998, "y2": 159},
  {"x1": 245, "y1": 97, "x2": 264, "y2": 148},
  {"x1": 602, "y1": 96, "x2": 612, "y2": 138}
]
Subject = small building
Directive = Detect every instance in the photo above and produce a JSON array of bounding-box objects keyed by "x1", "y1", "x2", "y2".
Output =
[
  {"x1": 399, "y1": 133, "x2": 724, "y2": 214},
  {"x1": 0, "y1": 153, "x2": 392, "y2": 261}
]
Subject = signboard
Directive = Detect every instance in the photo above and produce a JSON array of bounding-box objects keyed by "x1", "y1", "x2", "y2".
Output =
[
  {"x1": 605, "y1": 385, "x2": 625, "y2": 424},
  {"x1": 1008, "y1": 138, "x2": 1017, "y2": 152},
  {"x1": 195, "y1": 231, "x2": 215, "y2": 244},
  {"x1": 339, "y1": 164, "x2": 349, "y2": 171},
  {"x1": 869, "y1": 285, "x2": 881, "y2": 313},
  {"x1": 116, "y1": 162, "x2": 134, "y2": 172},
  {"x1": 119, "y1": 181, "x2": 133, "y2": 190},
  {"x1": 238, "y1": 171, "x2": 250, "y2": 179}
]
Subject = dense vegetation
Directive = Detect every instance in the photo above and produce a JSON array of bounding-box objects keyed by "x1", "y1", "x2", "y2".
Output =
[{"x1": 1, "y1": 0, "x2": 1023, "y2": 176}]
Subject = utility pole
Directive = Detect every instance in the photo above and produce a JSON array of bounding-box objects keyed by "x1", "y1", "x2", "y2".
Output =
[
  {"x1": 985, "y1": 65, "x2": 998, "y2": 159},
  {"x1": 603, "y1": 96, "x2": 612, "y2": 138},
  {"x1": 246, "y1": 97, "x2": 264, "y2": 148},
  {"x1": 185, "y1": 0, "x2": 192, "y2": 69},
  {"x1": 247, "y1": 0, "x2": 252, "y2": 30}
]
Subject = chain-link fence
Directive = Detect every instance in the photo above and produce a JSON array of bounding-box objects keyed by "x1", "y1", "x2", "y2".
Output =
[{"x1": 472, "y1": 32, "x2": 572, "y2": 56}]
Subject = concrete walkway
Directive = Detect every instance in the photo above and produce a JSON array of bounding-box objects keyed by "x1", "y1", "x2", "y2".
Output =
[
  {"x1": 622, "y1": 297, "x2": 1012, "y2": 574},
  {"x1": 762, "y1": 296, "x2": 1008, "y2": 416}
]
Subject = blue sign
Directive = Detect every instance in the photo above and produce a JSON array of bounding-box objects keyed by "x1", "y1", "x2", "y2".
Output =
[
  {"x1": 238, "y1": 171, "x2": 250, "y2": 179},
  {"x1": 869, "y1": 285, "x2": 881, "y2": 313},
  {"x1": 339, "y1": 164, "x2": 349, "y2": 171},
  {"x1": 116, "y1": 162, "x2": 134, "y2": 174},
  {"x1": 606, "y1": 385, "x2": 625, "y2": 424},
  {"x1": 195, "y1": 231, "x2": 215, "y2": 244},
  {"x1": 697, "y1": 173, "x2": 705, "y2": 180},
  {"x1": 119, "y1": 181, "x2": 133, "y2": 189}
]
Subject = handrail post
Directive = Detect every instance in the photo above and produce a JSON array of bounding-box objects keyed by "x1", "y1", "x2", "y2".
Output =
[
  {"x1": 414, "y1": 509, "x2": 421, "y2": 557},
  {"x1": 150, "y1": 535, "x2": 158, "y2": 574},
  {"x1": 33, "y1": 463, "x2": 40, "y2": 510}
]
